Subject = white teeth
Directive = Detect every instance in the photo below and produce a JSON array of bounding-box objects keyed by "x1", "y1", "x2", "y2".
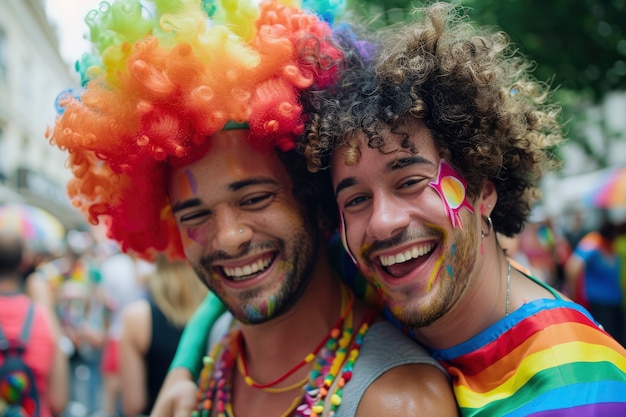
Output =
[
  {"x1": 223, "y1": 257, "x2": 272, "y2": 279},
  {"x1": 379, "y1": 243, "x2": 434, "y2": 267}
]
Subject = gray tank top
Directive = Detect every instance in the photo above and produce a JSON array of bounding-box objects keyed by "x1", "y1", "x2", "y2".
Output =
[
  {"x1": 208, "y1": 315, "x2": 446, "y2": 417},
  {"x1": 336, "y1": 320, "x2": 446, "y2": 417}
]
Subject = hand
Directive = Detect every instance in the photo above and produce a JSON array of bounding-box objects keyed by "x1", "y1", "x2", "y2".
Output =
[{"x1": 150, "y1": 368, "x2": 198, "y2": 417}]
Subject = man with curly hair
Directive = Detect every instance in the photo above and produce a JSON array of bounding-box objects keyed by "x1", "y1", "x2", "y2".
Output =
[
  {"x1": 300, "y1": 2, "x2": 626, "y2": 416},
  {"x1": 46, "y1": 1, "x2": 458, "y2": 416}
]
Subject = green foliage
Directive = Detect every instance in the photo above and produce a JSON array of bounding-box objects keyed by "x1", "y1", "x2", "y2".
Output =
[
  {"x1": 347, "y1": 0, "x2": 626, "y2": 101},
  {"x1": 462, "y1": 0, "x2": 626, "y2": 102},
  {"x1": 345, "y1": 0, "x2": 626, "y2": 167}
]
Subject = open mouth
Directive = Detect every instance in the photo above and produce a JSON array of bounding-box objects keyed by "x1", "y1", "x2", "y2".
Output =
[
  {"x1": 377, "y1": 242, "x2": 436, "y2": 278},
  {"x1": 219, "y1": 253, "x2": 277, "y2": 282}
]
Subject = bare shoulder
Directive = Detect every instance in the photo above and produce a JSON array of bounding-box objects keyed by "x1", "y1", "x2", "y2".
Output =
[
  {"x1": 122, "y1": 299, "x2": 151, "y2": 324},
  {"x1": 121, "y1": 299, "x2": 151, "y2": 338},
  {"x1": 356, "y1": 363, "x2": 459, "y2": 417}
]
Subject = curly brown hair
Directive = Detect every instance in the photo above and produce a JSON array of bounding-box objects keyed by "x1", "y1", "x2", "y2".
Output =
[{"x1": 301, "y1": 2, "x2": 563, "y2": 237}]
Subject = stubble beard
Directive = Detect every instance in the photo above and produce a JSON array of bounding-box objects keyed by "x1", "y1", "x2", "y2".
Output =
[
  {"x1": 392, "y1": 215, "x2": 479, "y2": 328},
  {"x1": 193, "y1": 222, "x2": 319, "y2": 325}
]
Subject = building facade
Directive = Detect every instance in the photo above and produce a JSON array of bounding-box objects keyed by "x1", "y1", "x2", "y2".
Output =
[{"x1": 0, "y1": 0, "x2": 85, "y2": 230}]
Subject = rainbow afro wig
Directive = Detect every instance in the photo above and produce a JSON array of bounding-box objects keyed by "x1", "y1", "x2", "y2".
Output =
[{"x1": 47, "y1": 0, "x2": 346, "y2": 260}]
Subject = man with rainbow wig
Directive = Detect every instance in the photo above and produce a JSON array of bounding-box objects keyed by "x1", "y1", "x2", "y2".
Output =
[{"x1": 47, "y1": 0, "x2": 458, "y2": 416}]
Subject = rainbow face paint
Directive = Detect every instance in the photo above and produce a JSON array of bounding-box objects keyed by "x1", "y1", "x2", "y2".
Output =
[
  {"x1": 429, "y1": 160, "x2": 474, "y2": 229},
  {"x1": 244, "y1": 295, "x2": 277, "y2": 322}
]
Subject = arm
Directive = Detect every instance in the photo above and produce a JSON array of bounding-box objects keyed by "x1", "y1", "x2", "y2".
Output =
[
  {"x1": 150, "y1": 293, "x2": 225, "y2": 417},
  {"x1": 120, "y1": 300, "x2": 151, "y2": 417},
  {"x1": 150, "y1": 368, "x2": 198, "y2": 417},
  {"x1": 563, "y1": 253, "x2": 584, "y2": 301},
  {"x1": 356, "y1": 364, "x2": 459, "y2": 417},
  {"x1": 169, "y1": 292, "x2": 225, "y2": 378},
  {"x1": 44, "y1": 308, "x2": 69, "y2": 415}
]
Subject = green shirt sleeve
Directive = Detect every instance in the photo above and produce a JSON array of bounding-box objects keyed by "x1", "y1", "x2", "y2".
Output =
[{"x1": 169, "y1": 291, "x2": 226, "y2": 380}]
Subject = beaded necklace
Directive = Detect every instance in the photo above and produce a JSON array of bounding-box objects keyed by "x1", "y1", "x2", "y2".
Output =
[
  {"x1": 236, "y1": 288, "x2": 355, "y2": 391},
  {"x1": 192, "y1": 285, "x2": 376, "y2": 417}
]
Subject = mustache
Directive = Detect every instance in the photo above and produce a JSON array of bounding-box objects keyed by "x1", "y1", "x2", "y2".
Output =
[
  {"x1": 362, "y1": 227, "x2": 442, "y2": 260},
  {"x1": 200, "y1": 241, "x2": 280, "y2": 269}
]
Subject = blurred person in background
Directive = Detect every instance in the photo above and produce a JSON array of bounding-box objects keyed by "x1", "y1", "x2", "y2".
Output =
[
  {"x1": 516, "y1": 206, "x2": 562, "y2": 287},
  {"x1": 562, "y1": 208, "x2": 590, "y2": 250},
  {"x1": 98, "y1": 247, "x2": 150, "y2": 417},
  {"x1": 119, "y1": 257, "x2": 207, "y2": 416},
  {"x1": 0, "y1": 231, "x2": 69, "y2": 417},
  {"x1": 565, "y1": 210, "x2": 624, "y2": 345},
  {"x1": 53, "y1": 231, "x2": 108, "y2": 417}
]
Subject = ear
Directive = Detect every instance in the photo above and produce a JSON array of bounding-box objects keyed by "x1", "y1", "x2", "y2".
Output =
[{"x1": 479, "y1": 179, "x2": 498, "y2": 217}]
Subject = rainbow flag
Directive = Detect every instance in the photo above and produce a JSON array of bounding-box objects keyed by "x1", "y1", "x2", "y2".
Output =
[{"x1": 431, "y1": 299, "x2": 626, "y2": 416}]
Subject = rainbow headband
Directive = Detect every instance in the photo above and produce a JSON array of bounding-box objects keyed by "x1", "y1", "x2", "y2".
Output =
[{"x1": 47, "y1": 0, "x2": 345, "y2": 260}]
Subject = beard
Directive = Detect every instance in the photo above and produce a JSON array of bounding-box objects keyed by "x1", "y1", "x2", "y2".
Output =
[
  {"x1": 193, "y1": 220, "x2": 319, "y2": 325},
  {"x1": 384, "y1": 214, "x2": 480, "y2": 329}
]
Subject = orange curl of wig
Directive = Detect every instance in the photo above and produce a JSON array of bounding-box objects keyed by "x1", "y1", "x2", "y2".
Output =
[{"x1": 47, "y1": 0, "x2": 345, "y2": 260}]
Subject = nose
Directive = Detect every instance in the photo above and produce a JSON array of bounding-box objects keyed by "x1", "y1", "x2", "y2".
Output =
[
  {"x1": 212, "y1": 207, "x2": 251, "y2": 255},
  {"x1": 366, "y1": 194, "x2": 411, "y2": 241}
]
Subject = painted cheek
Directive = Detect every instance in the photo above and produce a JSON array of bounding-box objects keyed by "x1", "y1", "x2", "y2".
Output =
[
  {"x1": 445, "y1": 243, "x2": 457, "y2": 278},
  {"x1": 429, "y1": 161, "x2": 474, "y2": 229},
  {"x1": 176, "y1": 169, "x2": 198, "y2": 200},
  {"x1": 187, "y1": 223, "x2": 210, "y2": 247},
  {"x1": 424, "y1": 224, "x2": 448, "y2": 291}
]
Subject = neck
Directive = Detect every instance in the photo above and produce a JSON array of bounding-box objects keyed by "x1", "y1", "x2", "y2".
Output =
[
  {"x1": 413, "y1": 240, "x2": 510, "y2": 350},
  {"x1": 238, "y1": 253, "x2": 343, "y2": 373}
]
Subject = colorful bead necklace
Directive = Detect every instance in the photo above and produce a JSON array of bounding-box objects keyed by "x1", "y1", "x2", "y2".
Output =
[
  {"x1": 236, "y1": 288, "x2": 355, "y2": 391},
  {"x1": 192, "y1": 284, "x2": 377, "y2": 417}
]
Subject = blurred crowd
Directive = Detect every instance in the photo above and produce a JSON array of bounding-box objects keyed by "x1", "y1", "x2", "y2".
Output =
[
  {"x1": 3, "y1": 224, "x2": 206, "y2": 417},
  {"x1": 3, "y1": 200, "x2": 626, "y2": 417},
  {"x1": 500, "y1": 205, "x2": 626, "y2": 346}
]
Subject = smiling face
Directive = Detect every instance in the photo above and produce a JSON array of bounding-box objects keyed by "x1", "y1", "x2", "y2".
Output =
[
  {"x1": 331, "y1": 120, "x2": 482, "y2": 327},
  {"x1": 167, "y1": 129, "x2": 318, "y2": 324}
]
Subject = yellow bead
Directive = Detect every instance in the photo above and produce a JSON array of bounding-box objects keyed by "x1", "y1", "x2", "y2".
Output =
[
  {"x1": 245, "y1": 376, "x2": 255, "y2": 386},
  {"x1": 312, "y1": 405, "x2": 324, "y2": 414},
  {"x1": 305, "y1": 353, "x2": 315, "y2": 362},
  {"x1": 331, "y1": 394, "x2": 342, "y2": 406}
]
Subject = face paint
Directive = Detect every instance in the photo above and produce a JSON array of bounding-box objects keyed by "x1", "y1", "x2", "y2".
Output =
[
  {"x1": 339, "y1": 210, "x2": 359, "y2": 265},
  {"x1": 429, "y1": 161, "x2": 474, "y2": 229},
  {"x1": 187, "y1": 224, "x2": 209, "y2": 247},
  {"x1": 426, "y1": 255, "x2": 445, "y2": 292},
  {"x1": 446, "y1": 243, "x2": 456, "y2": 278},
  {"x1": 175, "y1": 169, "x2": 198, "y2": 200},
  {"x1": 445, "y1": 264, "x2": 454, "y2": 277},
  {"x1": 244, "y1": 295, "x2": 277, "y2": 322}
]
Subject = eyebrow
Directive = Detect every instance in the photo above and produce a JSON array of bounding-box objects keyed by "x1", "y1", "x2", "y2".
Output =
[
  {"x1": 334, "y1": 155, "x2": 433, "y2": 197},
  {"x1": 390, "y1": 155, "x2": 432, "y2": 169},
  {"x1": 229, "y1": 176, "x2": 279, "y2": 192},
  {"x1": 172, "y1": 198, "x2": 202, "y2": 214},
  {"x1": 171, "y1": 176, "x2": 280, "y2": 214}
]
